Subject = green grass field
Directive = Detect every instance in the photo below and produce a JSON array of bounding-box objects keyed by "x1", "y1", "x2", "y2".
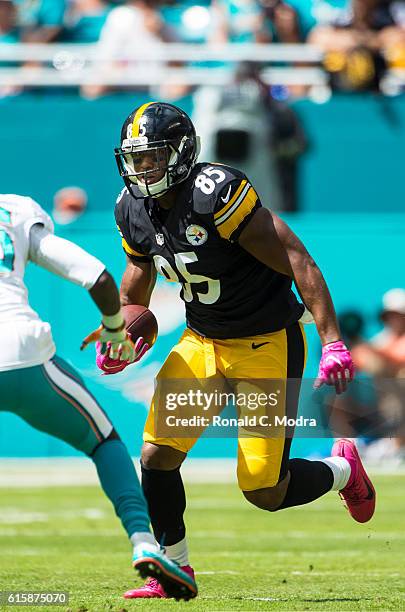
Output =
[{"x1": 0, "y1": 475, "x2": 404, "y2": 611}]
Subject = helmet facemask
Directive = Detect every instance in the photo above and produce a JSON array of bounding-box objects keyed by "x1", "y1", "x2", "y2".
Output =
[{"x1": 115, "y1": 135, "x2": 199, "y2": 198}]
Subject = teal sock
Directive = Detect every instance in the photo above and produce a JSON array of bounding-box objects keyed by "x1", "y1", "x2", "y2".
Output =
[{"x1": 92, "y1": 439, "x2": 150, "y2": 537}]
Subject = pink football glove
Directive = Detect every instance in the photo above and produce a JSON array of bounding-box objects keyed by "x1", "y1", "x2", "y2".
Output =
[
  {"x1": 95, "y1": 337, "x2": 149, "y2": 376},
  {"x1": 314, "y1": 340, "x2": 355, "y2": 394}
]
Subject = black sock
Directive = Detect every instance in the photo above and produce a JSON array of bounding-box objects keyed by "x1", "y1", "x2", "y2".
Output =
[
  {"x1": 141, "y1": 463, "x2": 186, "y2": 546},
  {"x1": 276, "y1": 458, "x2": 334, "y2": 510}
]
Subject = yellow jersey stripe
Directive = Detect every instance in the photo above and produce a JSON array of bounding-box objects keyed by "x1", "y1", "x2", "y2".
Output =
[
  {"x1": 214, "y1": 180, "x2": 247, "y2": 221},
  {"x1": 131, "y1": 101, "x2": 156, "y2": 137},
  {"x1": 216, "y1": 186, "x2": 258, "y2": 240},
  {"x1": 122, "y1": 238, "x2": 145, "y2": 258},
  {"x1": 215, "y1": 181, "x2": 251, "y2": 226}
]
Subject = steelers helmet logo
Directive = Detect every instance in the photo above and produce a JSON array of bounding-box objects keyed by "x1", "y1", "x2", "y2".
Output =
[{"x1": 186, "y1": 225, "x2": 208, "y2": 246}]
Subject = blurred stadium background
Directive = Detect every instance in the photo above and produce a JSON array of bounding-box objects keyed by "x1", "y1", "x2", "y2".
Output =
[{"x1": 0, "y1": 2, "x2": 405, "y2": 607}]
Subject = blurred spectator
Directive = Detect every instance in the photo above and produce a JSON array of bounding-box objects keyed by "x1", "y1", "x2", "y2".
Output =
[
  {"x1": 329, "y1": 310, "x2": 381, "y2": 440},
  {"x1": 0, "y1": 1, "x2": 22, "y2": 98},
  {"x1": 82, "y1": 0, "x2": 184, "y2": 99},
  {"x1": 307, "y1": 0, "x2": 405, "y2": 91},
  {"x1": 258, "y1": 0, "x2": 302, "y2": 42},
  {"x1": 52, "y1": 186, "x2": 88, "y2": 224},
  {"x1": 353, "y1": 288, "x2": 405, "y2": 376},
  {"x1": 354, "y1": 289, "x2": 405, "y2": 462},
  {"x1": 194, "y1": 61, "x2": 306, "y2": 210},
  {"x1": 15, "y1": 0, "x2": 66, "y2": 42},
  {"x1": 98, "y1": 0, "x2": 174, "y2": 49},
  {"x1": 0, "y1": 0, "x2": 18, "y2": 43},
  {"x1": 267, "y1": 88, "x2": 307, "y2": 209},
  {"x1": 308, "y1": 0, "x2": 405, "y2": 55},
  {"x1": 211, "y1": 0, "x2": 300, "y2": 43},
  {"x1": 232, "y1": 61, "x2": 306, "y2": 210},
  {"x1": 63, "y1": 0, "x2": 111, "y2": 43},
  {"x1": 211, "y1": 0, "x2": 271, "y2": 42}
]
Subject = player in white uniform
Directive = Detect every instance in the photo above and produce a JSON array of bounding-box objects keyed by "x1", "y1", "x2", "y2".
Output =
[{"x1": 0, "y1": 194, "x2": 197, "y2": 601}]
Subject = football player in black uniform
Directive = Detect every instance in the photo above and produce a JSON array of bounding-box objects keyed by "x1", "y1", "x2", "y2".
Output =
[{"x1": 90, "y1": 102, "x2": 376, "y2": 598}]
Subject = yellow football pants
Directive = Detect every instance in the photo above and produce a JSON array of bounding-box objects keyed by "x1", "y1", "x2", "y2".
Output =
[{"x1": 144, "y1": 323, "x2": 306, "y2": 491}]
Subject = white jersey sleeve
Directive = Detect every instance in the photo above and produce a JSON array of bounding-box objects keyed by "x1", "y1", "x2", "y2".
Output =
[
  {"x1": 29, "y1": 224, "x2": 105, "y2": 290},
  {"x1": 0, "y1": 194, "x2": 56, "y2": 370},
  {"x1": 23, "y1": 196, "x2": 54, "y2": 239}
]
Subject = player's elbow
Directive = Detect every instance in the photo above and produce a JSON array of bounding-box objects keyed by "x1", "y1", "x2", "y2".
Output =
[
  {"x1": 292, "y1": 251, "x2": 318, "y2": 277},
  {"x1": 306, "y1": 256, "x2": 323, "y2": 283}
]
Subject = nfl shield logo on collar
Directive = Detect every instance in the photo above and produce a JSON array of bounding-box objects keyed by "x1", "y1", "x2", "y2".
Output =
[
  {"x1": 155, "y1": 233, "x2": 165, "y2": 246},
  {"x1": 186, "y1": 225, "x2": 208, "y2": 246}
]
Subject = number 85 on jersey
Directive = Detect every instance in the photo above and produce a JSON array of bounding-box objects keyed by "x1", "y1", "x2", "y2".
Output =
[{"x1": 153, "y1": 251, "x2": 220, "y2": 305}]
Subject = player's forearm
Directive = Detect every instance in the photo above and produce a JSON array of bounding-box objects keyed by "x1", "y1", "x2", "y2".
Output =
[
  {"x1": 120, "y1": 259, "x2": 156, "y2": 307},
  {"x1": 292, "y1": 256, "x2": 341, "y2": 345},
  {"x1": 89, "y1": 270, "x2": 121, "y2": 316}
]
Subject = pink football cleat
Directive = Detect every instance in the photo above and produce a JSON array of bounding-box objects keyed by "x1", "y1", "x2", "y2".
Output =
[
  {"x1": 332, "y1": 438, "x2": 376, "y2": 523},
  {"x1": 123, "y1": 565, "x2": 195, "y2": 599}
]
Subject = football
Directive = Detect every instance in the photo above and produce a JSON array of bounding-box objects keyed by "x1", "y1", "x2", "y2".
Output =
[{"x1": 122, "y1": 304, "x2": 158, "y2": 347}]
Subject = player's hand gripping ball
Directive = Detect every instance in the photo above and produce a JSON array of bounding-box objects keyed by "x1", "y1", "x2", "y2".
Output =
[
  {"x1": 314, "y1": 340, "x2": 354, "y2": 394},
  {"x1": 81, "y1": 305, "x2": 158, "y2": 375}
]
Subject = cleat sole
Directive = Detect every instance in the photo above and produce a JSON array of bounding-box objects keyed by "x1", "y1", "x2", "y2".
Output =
[{"x1": 133, "y1": 556, "x2": 197, "y2": 601}]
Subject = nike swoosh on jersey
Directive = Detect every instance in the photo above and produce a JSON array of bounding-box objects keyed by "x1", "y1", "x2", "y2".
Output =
[
  {"x1": 221, "y1": 186, "x2": 232, "y2": 204},
  {"x1": 252, "y1": 342, "x2": 270, "y2": 350}
]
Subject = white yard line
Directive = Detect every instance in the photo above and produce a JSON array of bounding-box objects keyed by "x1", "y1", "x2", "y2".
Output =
[
  {"x1": 0, "y1": 458, "x2": 237, "y2": 487},
  {"x1": 0, "y1": 457, "x2": 403, "y2": 488}
]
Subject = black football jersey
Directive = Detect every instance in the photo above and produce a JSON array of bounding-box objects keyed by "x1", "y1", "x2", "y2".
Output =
[{"x1": 115, "y1": 162, "x2": 304, "y2": 339}]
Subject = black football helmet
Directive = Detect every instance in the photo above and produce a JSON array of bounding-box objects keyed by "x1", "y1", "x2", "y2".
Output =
[{"x1": 115, "y1": 101, "x2": 200, "y2": 197}]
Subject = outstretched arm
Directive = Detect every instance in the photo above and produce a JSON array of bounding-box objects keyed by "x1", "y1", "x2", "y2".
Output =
[{"x1": 29, "y1": 223, "x2": 136, "y2": 363}]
